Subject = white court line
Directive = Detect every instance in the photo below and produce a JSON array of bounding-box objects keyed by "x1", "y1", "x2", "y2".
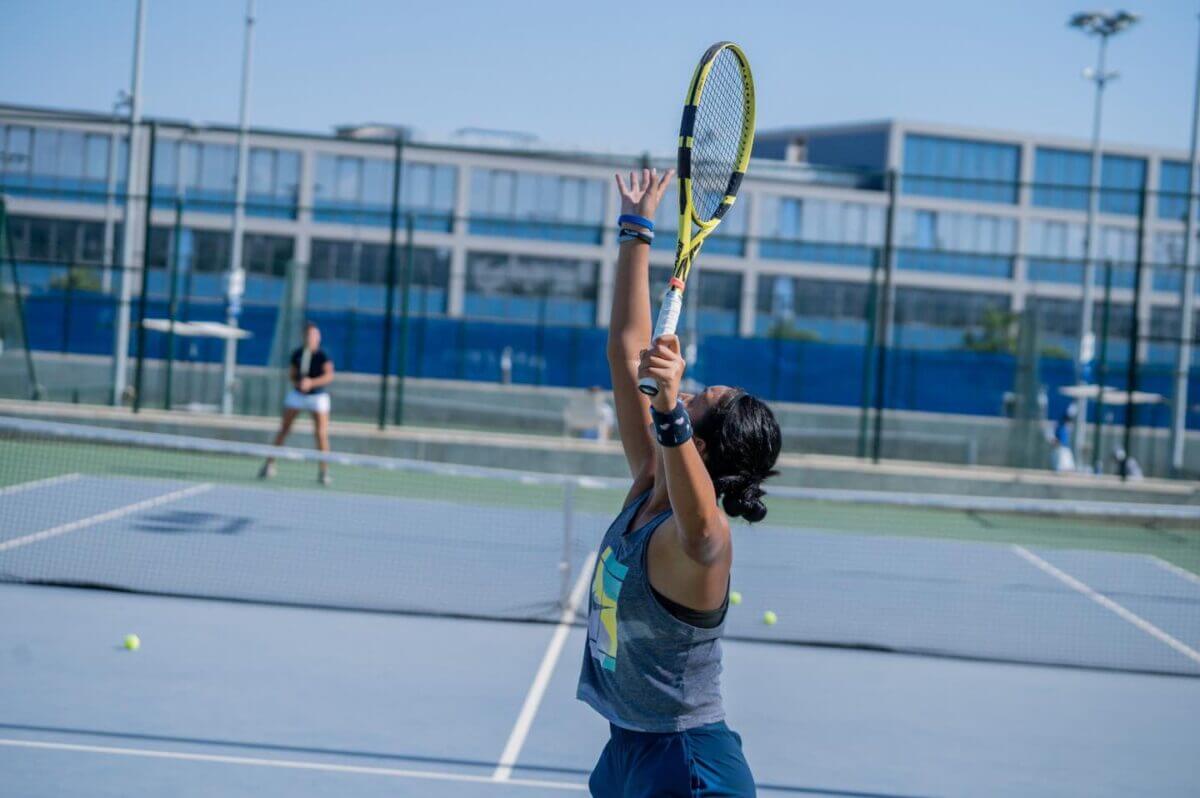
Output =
[
  {"x1": 0, "y1": 739, "x2": 586, "y2": 791},
  {"x1": 492, "y1": 551, "x2": 596, "y2": 783},
  {"x1": 1147, "y1": 556, "x2": 1200, "y2": 587},
  {"x1": 1012, "y1": 545, "x2": 1200, "y2": 667},
  {"x1": 0, "y1": 473, "x2": 81, "y2": 497},
  {"x1": 0, "y1": 484, "x2": 213, "y2": 552}
]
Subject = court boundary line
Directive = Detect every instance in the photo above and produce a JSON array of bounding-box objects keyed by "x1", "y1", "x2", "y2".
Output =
[
  {"x1": 492, "y1": 551, "x2": 596, "y2": 782},
  {"x1": 1012, "y1": 545, "x2": 1200, "y2": 667},
  {"x1": 0, "y1": 473, "x2": 81, "y2": 497},
  {"x1": 0, "y1": 738, "x2": 586, "y2": 791},
  {"x1": 1147, "y1": 556, "x2": 1200, "y2": 587},
  {"x1": 0, "y1": 484, "x2": 213, "y2": 552}
]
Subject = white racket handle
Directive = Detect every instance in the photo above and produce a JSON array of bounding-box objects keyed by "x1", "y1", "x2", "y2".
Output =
[{"x1": 638, "y1": 288, "x2": 683, "y2": 396}]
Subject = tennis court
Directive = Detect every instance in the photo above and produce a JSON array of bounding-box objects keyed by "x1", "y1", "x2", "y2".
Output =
[{"x1": 2, "y1": 417, "x2": 1199, "y2": 795}]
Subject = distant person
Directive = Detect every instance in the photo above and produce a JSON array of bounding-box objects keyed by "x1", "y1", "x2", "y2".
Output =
[
  {"x1": 260, "y1": 321, "x2": 335, "y2": 485},
  {"x1": 1049, "y1": 403, "x2": 1076, "y2": 473},
  {"x1": 566, "y1": 386, "x2": 616, "y2": 441}
]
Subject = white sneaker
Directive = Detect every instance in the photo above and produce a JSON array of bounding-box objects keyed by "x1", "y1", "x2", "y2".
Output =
[
  {"x1": 258, "y1": 462, "x2": 277, "y2": 480},
  {"x1": 318, "y1": 471, "x2": 332, "y2": 486}
]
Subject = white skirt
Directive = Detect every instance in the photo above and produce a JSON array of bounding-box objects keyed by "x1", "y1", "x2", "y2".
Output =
[{"x1": 284, "y1": 389, "x2": 331, "y2": 414}]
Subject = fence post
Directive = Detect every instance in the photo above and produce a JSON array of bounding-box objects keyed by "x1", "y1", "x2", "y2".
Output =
[
  {"x1": 378, "y1": 132, "x2": 406, "y2": 429},
  {"x1": 871, "y1": 169, "x2": 898, "y2": 464},
  {"x1": 1120, "y1": 185, "x2": 1150, "y2": 480},
  {"x1": 132, "y1": 121, "x2": 157, "y2": 413},
  {"x1": 1091, "y1": 261, "x2": 1113, "y2": 473},
  {"x1": 394, "y1": 213, "x2": 414, "y2": 425},
  {"x1": 0, "y1": 198, "x2": 41, "y2": 398},
  {"x1": 164, "y1": 195, "x2": 184, "y2": 410}
]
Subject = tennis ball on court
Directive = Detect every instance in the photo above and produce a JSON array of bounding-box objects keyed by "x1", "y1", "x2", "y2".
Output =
[
  {"x1": 729, "y1": 591, "x2": 742, "y2": 606},
  {"x1": 123, "y1": 634, "x2": 141, "y2": 651},
  {"x1": 762, "y1": 611, "x2": 777, "y2": 626}
]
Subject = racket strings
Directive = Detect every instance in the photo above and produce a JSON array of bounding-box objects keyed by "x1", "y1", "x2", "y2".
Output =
[{"x1": 690, "y1": 48, "x2": 748, "y2": 222}]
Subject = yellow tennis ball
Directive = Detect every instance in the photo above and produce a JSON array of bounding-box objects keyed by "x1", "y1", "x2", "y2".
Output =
[
  {"x1": 123, "y1": 634, "x2": 141, "y2": 651},
  {"x1": 729, "y1": 591, "x2": 742, "y2": 606},
  {"x1": 762, "y1": 611, "x2": 777, "y2": 626}
]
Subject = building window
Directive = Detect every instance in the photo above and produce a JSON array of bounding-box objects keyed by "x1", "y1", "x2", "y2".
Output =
[
  {"x1": 757, "y1": 195, "x2": 882, "y2": 267},
  {"x1": 464, "y1": 252, "x2": 598, "y2": 324},
  {"x1": 902, "y1": 134, "x2": 1020, "y2": 204},
  {"x1": 893, "y1": 287, "x2": 1010, "y2": 350},
  {"x1": 7, "y1": 215, "x2": 105, "y2": 265},
  {"x1": 0, "y1": 126, "x2": 118, "y2": 203},
  {"x1": 895, "y1": 209, "x2": 1015, "y2": 279},
  {"x1": 313, "y1": 154, "x2": 456, "y2": 230},
  {"x1": 1033, "y1": 148, "x2": 1146, "y2": 215},
  {"x1": 651, "y1": 184, "x2": 749, "y2": 256},
  {"x1": 468, "y1": 169, "x2": 604, "y2": 243},
  {"x1": 1158, "y1": 160, "x2": 1191, "y2": 222},
  {"x1": 754, "y1": 275, "x2": 869, "y2": 343},
  {"x1": 650, "y1": 266, "x2": 742, "y2": 336},
  {"x1": 1026, "y1": 219, "x2": 1136, "y2": 289},
  {"x1": 308, "y1": 238, "x2": 450, "y2": 313},
  {"x1": 242, "y1": 233, "x2": 295, "y2": 277}
]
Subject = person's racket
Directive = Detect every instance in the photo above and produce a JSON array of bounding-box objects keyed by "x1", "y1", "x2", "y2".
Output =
[
  {"x1": 299, "y1": 347, "x2": 312, "y2": 389},
  {"x1": 638, "y1": 42, "x2": 755, "y2": 397}
]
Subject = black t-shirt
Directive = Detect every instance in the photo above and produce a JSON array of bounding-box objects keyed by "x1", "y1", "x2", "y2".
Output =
[{"x1": 290, "y1": 347, "x2": 331, "y2": 394}]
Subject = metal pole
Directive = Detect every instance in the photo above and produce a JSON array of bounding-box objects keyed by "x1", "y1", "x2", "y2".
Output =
[
  {"x1": 1170, "y1": 14, "x2": 1200, "y2": 474},
  {"x1": 1073, "y1": 34, "x2": 1109, "y2": 463},
  {"x1": 378, "y1": 134, "x2": 405, "y2": 429},
  {"x1": 1091, "y1": 261, "x2": 1113, "y2": 473},
  {"x1": 1120, "y1": 185, "x2": 1149, "y2": 480},
  {"x1": 133, "y1": 122, "x2": 157, "y2": 414},
  {"x1": 0, "y1": 198, "x2": 41, "y2": 398},
  {"x1": 164, "y1": 195, "x2": 184, "y2": 410},
  {"x1": 111, "y1": 0, "x2": 146, "y2": 405},
  {"x1": 220, "y1": 0, "x2": 256, "y2": 415},
  {"x1": 871, "y1": 169, "x2": 898, "y2": 464},
  {"x1": 101, "y1": 99, "x2": 124, "y2": 295},
  {"x1": 395, "y1": 213, "x2": 415, "y2": 425},
  {"x1": 857, "y1": 199, "x2": 884, "y2": 459}
]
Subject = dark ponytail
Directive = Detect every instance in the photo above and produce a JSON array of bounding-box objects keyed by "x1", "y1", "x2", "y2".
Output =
[{"x1": 693, "y1": 391, "x2": 781, "y2": 523}]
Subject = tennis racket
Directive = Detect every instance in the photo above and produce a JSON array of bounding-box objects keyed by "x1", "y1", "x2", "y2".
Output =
[{"x1": 638, "y1": 42, "x2": 755, "y2": 397}]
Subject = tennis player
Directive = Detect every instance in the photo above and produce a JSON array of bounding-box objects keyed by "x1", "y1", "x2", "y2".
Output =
[
  {"x1": 577, "y1": 168, "x2": 781, "y2": 796},
  {"x1": 259, "y1": 321, "x2": 335, "y2": 485}
]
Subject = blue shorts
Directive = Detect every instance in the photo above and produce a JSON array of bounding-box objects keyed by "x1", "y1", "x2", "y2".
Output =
[{"x1": 588, "y1": 721, "x2": 755, "y2": 797}]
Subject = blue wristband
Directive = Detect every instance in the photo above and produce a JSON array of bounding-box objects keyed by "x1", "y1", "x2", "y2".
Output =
[
  {"x1": 649, "y1": 399, "x2": 693, "y2": 448},
  {"x1": 618, "y1": 214, "x2": 654, "y2": 232}
]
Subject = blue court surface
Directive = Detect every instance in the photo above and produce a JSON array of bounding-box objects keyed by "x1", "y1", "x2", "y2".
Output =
[{"x1": 2, "y1": 470, "x2": 1199, "y2": 795}]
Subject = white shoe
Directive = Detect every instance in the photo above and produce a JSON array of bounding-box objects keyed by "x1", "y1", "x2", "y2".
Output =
[
  {"x1": 259, "y1": 462, "x2": 277, "y2": 480},
  {"x1": 318, "y1": 471, "x2": 332, "y2": 486}
]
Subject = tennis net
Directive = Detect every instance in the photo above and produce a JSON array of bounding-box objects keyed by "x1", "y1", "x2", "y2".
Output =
[{"x1": 1, "y1": 416, "x2": 1198, "y2": 677}]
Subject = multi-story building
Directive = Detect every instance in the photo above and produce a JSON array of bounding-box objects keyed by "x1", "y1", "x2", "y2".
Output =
[{"x1": 1, "y1": 103, "x2": 1196, "y2": 423}]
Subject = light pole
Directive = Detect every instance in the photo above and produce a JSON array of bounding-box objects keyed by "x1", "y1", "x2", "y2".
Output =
[
  {"x1": 110, "y1": 0, "x2": 147, "y2": 406},
  {"x1": 1170, "y1": 14, "x2": 1200, "y2": 475},
  {"x1": 220, "y1": 0, "x2": 256, "y2": 414},
  {"x1": 101, "y1": 92, "x2": 131, "y2": 295},
  {"x1": 1068, "y1": 10, "x2": 1138, "y2": 466}
]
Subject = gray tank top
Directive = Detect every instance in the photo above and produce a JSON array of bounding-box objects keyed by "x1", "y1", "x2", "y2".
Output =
[{"x1": 576, "y1": 491, "x2": 727, "y2": 733}]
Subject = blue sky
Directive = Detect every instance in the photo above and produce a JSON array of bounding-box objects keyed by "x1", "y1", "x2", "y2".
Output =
[{"x1": 2, "y1": 0, "x2": 1197, "y2": 155}]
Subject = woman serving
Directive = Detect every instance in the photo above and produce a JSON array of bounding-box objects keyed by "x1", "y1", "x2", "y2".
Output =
[{"x1": 577, "y1": 168, "x2": 781, "y2": 796}]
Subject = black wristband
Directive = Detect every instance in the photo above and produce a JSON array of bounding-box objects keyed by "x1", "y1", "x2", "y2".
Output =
[{"x1": 649, "y1": 399, "x2": 693, "y2": 447}]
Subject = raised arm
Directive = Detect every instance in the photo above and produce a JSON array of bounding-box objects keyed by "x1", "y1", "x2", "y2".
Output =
[{"x1": 608, "y1": 168, "x2": 674, "y2": 479}]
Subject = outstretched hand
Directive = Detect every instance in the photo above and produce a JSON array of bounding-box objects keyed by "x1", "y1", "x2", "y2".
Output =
[{"x1": 616, "y1": 168, "x2": 675, "y2": 226}]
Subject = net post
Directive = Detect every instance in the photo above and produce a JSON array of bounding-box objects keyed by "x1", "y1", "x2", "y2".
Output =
[
  {"x1": 132, "y1": 121, "x2": 157, "y2": 414},
  {"x1": 560, "y1": 478, "x2": 577, "y2": 611}
]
